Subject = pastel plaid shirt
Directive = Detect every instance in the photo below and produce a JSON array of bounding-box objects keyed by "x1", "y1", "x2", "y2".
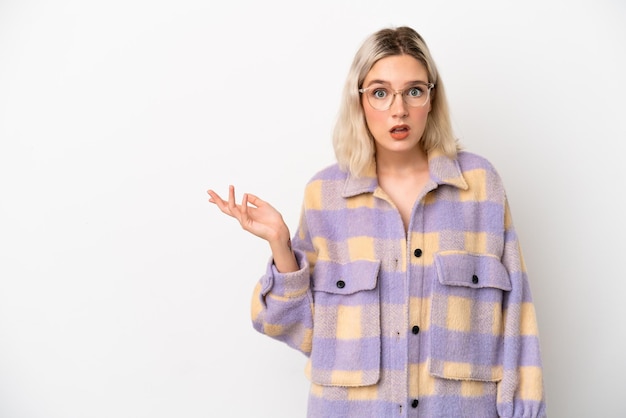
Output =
[{"x1": 251, "y1": 150, "x2": 546, "y2": 417}]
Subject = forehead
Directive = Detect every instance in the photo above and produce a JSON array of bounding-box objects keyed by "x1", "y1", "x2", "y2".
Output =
[{"x1": 363, "y1": 55, "x2": 428, "y2": 84}]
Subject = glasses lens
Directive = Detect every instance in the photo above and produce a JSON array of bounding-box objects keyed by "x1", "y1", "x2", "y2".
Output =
[
  {"x1": 364, "y1": 85, "x2": 430, "y2": 110},
  {"x1": 403, "y1": 86, "x2": 429, "y2": 107},
  {"x1": 364, "y1": 88, "x2": 390, "y2": 110}
]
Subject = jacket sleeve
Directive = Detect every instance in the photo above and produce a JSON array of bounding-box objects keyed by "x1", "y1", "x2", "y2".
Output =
[
  {"x1": 496, "y1": 198, "x2": 547, "y2": 418},
  {"x1": 250, "y1": 206, "x2": 316, "y2": 357}
]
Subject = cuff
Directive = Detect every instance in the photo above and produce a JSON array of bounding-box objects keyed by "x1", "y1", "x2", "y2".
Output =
[{"x1": 260, "y1": 249, "x2": 310, "y2": 298}]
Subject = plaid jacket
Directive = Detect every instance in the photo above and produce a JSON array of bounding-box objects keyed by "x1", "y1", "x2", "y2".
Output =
[{"x1": 251, "y1": 150, "x2": 546, "y2": 417}]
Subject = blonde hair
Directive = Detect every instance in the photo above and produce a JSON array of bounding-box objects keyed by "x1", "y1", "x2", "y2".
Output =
[{"x1": 332, "y1": 26, "x2": 461, "y2": 177}]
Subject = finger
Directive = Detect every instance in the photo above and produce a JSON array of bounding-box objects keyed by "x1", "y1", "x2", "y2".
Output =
[
  {"x1": 227, "y1": 185, "x2": 236, "y2": 210},
  {"x1": 207, "y1": 189, "x2": 235, "y2": 217},
  {"x1": 207, "y1": 189, "x2": 222, "y2": 205},
  {"x1": 227, "y1": 185, "x2": 242, "y2": 220},
  {"x1": 240, "y1": 193, "x2": 250, "y2": 225},
  {"x1": 244, "y1": 193, "x2": 265, "y2": 208},
  {"x1": 207, "y1": 189, "x2": 220, "y2": 204}
]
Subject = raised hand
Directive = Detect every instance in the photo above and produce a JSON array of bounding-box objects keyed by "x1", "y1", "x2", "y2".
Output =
[
  {"x1": 207, "y1": 185, "x2": 299, "y2": 273},
  {"x1": 207, "y1": 185, "x2": 290, "y2": 244}
]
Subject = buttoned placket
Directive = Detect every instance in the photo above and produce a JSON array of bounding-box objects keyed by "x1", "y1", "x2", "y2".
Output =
[
  {"x1": 406, "y1": 183, "x2": 439, "y2": 417},
  {"x1": 406, "y1": 206, "x2": 423, "y2": 416}
]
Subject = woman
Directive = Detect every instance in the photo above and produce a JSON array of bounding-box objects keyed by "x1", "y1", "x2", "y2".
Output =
[{"x1": 208, "y1": 26, "x2": 546, "y2": 418}]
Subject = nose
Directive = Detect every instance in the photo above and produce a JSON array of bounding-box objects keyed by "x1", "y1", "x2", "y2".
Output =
[{"x1": 390, "y1": 91, "x2": 408, "y2": 117}]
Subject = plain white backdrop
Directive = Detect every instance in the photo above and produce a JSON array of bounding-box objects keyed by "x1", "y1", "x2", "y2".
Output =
[{"x1": 1, "y1": 0, "x2": 625, "y2": 417}]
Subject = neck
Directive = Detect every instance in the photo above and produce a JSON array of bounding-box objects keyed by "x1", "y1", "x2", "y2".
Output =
[{"x1": 375, "y1": 146, "x2": 428, "y2": 175}]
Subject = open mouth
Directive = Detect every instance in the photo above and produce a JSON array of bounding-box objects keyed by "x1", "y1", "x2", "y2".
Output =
[
  {"x1": 390, "y1": 125, "x2": 410, "y2": 139},
  {"x1": 390, "y1": 125, "x2": 409, "y2": 133}
]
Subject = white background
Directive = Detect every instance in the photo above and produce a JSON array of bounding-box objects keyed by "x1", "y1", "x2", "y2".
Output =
[{"x1": 1, "y1": 0, "x2": 625, "y2": 417}]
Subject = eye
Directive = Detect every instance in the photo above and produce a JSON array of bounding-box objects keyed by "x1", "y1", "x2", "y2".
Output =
[
  {"x1": 371, "y1": 88, "x2": 389, "y2": 99},
  {"x1": 406, "y1": 86, "x2": 424, "y2": 97}
]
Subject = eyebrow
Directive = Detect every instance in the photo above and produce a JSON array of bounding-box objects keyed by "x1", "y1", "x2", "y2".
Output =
[{"x1": 364, "y1": 79, "x2": 429, "y2": 87}]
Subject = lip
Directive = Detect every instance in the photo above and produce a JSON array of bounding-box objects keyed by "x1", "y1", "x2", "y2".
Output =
[
  {"x1": 390, "y1": 124, "x2": 410, "y2": 140},
  {"x1": 390, "y1": 124, "x2": 410, "y2": 133}
]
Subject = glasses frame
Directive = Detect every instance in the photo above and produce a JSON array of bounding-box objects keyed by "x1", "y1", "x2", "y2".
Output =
[{"x1": 359, "y1": 82, "x2": 435, "y2": 111}]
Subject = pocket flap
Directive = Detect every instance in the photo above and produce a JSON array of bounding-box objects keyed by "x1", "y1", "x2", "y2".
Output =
[
  {"x1": 312, "y1": 259, "x2": 381, "y2": 295},
  {"x1": 434, "y1": 251, "x2": 511, "y2": 291}
]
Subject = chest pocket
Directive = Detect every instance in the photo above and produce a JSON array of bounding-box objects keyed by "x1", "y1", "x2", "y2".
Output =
[
  {"x1": 429, "y1": 251, "x2": 511, "y2": 382},
  {"x1": 307, "y1": 259, "x2": 382, "y2": 387}
]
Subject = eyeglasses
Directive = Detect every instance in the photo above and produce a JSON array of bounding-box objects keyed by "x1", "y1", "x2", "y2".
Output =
[{"x1": 359, "y1": 82, "x2": 434, "y2": 111}]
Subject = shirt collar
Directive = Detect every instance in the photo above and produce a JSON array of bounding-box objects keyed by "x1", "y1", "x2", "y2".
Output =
[{"x1": 341, "y1": 149, "x2": 469, "y2": 198}]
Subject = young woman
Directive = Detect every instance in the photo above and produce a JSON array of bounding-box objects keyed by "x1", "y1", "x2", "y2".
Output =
[{"x1": 208, "y1": 26, "x2": 546, "y2": 418}]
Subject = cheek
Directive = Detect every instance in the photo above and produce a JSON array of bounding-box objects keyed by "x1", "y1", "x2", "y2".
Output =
[
  {"x1": 363, "y1": 108, "x2": 386, "y2": 130},
  {"x1": 410, "y1": 106, "x2": 430, "y2": 122}
]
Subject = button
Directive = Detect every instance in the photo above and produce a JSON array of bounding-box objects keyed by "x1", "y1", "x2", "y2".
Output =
[
  {"x1": 413, "y1": 248, "x2": 422, "y2": 258},
  {"x1": 412, "y1": 325, "x2": 420, "y2": 335},
  {"x1": 336, "y1": 280, "x2": 346, "y2": 289},
  {"x1": 472, "y1": 275, "x2": 479, "y2": 284},
  {"x1": 411, "y1": 399, "x2": 419, "y2": 408}
]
